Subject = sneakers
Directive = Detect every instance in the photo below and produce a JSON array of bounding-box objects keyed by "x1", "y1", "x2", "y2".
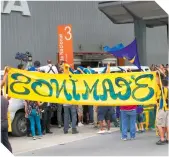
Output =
[
  {"x1": 72, "y1": 128, "x2": 79, "y2": 134},
  {"x1": 140, "y1": 130, "x2": 145, "y2": 133},
  {"x1": 97, "y1": 130, "x2": 106, "y2": 134},
  {"x1": 130, "y1": 137, "x2": 136, "y2": 140},
  {"x1": 38, "y1": 135, "x2": 43, "y2": 139},
  {"x1": 64, "y1": 131, "x2": 68, "y2": 134},
  {"x1": 58, "y1": 125, "x2": 61, "y2": 128},
  {"x1": 78, "y1": 122, "x2": 84, "y2": 127},
  {"x1": 33, "y1": 136, "x2": 43, "y2": 140},
  {"x1": 32, "y1": 136, "x2": 36, "y2": 140},
  {"x1": 156, "y1": 140, "x2": 167, "y2": 145},
  {"x1": 121, "y1": 138, "x2": 127, "y2": 141},
  {"x1": 107, "y1": 130, "x2": 112, "y2": 134}
]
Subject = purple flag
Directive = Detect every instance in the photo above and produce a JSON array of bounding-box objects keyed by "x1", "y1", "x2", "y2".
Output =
[{"x1": 104, "y1": 39, "x2": 141, "y2": 69}]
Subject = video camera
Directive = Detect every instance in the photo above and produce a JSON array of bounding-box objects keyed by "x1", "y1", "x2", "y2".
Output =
[{"x1": 15, "y1": 51, "x2": 32, "y2": 62}]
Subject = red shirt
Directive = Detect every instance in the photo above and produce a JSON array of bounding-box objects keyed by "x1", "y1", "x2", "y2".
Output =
[{"x1": 120, "y1": 105, "x2": 137, "y2": 111}]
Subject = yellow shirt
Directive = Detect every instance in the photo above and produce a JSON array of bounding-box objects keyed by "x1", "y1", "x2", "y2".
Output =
[
  {"x1": 163, "y1": 87, "x2": 168, "y2": 100},
  {"x1": 63, "y1": 63, "x2": 70, "y2": 74},
  {"x1": 163, "y1": 87, "x2": 168, "y2": 111},
  {"x1": 158, "y1": 86, "x2": 168, "y2": 111},
  {"x1": 106, "y1": 64, "x2": 110, "y2": 73},
  {"x1": 156, "y1": 84, "x2": 161, "y2": 101}
]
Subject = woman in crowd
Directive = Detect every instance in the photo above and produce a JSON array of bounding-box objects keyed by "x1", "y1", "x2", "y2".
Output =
[{"x1": 24, "y1": 100, "x2": 42, "y2": 140}]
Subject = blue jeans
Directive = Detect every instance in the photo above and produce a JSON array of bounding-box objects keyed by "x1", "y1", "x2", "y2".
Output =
[
  {"x1": 89, "y1": 106, "x2": 94, "y2": 122},
  {"x1": 29, "y1": 109, "x2": 42, "y2": 136},
  {"x1": 64, "y1": 105, "x2": 77, "y2": 132},
  {"x1": 120, "y1": 110, "x2": 136, "y2": 139},
  {"x1": 112, "y1": 107, "x2": 117, "y2": 121}
]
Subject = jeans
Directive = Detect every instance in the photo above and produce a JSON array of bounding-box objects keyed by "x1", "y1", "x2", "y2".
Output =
[
  {"x1": 111, "y1": 107, "x2": 118, "y2": 126},
  {"x1": 41, "y1": 104, "x2": 52, "y2": 132},
  {"x1": 64, "y1": 105, "x2": 77, "y2": 132},
  {"x1": 112, "y1": 107, "x2": 116, "y2": 120},
  {"x1": 57, "y1": 104, "x2": 63, "y2": 125},
  {"x1": 29, "y1": 109, "x2": 42, "y2": 136},
  {"x1": 89, "y1": 106, "x2": 94, "y2": 122},
  {"x1": 121, "y1": 110, "x2": 136, "y2": 139}
]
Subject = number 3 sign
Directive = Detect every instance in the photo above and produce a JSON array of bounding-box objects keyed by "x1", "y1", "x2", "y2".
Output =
[{"x1": 57, "y1": 24, "x2": 74, "y2": 68}]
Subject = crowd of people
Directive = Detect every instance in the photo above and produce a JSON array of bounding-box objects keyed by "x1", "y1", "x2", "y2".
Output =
[
  {"x1": 1, "y1": 60, "x2": 168, "y2": 154},
  {"x1": 24, "y1": 60, "x2": 120, "y2": 137}
]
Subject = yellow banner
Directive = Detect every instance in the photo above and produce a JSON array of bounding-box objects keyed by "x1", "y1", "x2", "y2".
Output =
[{"x1": 8, "y1": 68, "x2": 157, "y2": 106}]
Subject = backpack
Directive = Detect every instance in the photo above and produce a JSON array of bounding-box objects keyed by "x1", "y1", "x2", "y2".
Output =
[{"x1": 47, "y1": 65, "x2": 56, "y2": 74}]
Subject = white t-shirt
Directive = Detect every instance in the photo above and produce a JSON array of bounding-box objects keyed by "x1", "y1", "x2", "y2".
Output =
[{"x1": 39, "y1": 64, "x2": 58, "y2": 74}]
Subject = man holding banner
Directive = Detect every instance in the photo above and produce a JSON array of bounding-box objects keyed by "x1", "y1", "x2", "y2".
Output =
[
  {"x1": 62, "y1": 62, "x2": 79, "y2": 134},
  {"x1": 97, "y1": 63, "x2": 112, "y2": 134},
  {"x1": 156, "y1": 79, "x2": 168, "y2": 145},
  {"x1": 38, "y1": 60, "x2": 58, "y2": 134}
]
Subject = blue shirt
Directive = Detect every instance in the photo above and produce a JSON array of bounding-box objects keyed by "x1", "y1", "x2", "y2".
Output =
[
  {"x1": 28, "y1": 66, "x2": 36, "y2": 71},
  {"x1": 136, "y1": 105, "x2": 143, "y2": 114}
]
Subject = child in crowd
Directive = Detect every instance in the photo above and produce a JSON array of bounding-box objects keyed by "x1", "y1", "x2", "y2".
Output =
[{"x1": 136, "y1": 105, "x2": 145, "y2": 133}]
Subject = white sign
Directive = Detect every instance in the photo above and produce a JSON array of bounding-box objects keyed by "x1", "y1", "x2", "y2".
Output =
[{"x1": 1, "y1": 0, "x2": 31, "y2": 16}]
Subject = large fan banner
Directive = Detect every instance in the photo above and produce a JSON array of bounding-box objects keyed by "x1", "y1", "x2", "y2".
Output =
[{"x1": 8, "y1": 68, "x2": 157, "y2": 106}]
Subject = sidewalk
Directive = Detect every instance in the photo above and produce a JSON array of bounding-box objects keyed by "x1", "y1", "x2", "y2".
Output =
[{"x1": 10, "y1": 125, "x2": 119, "y2": 155}]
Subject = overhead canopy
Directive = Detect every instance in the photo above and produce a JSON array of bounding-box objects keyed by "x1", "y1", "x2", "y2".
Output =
[{"x1": 98, "y1": 1, "x2": 168, "y2": 28}]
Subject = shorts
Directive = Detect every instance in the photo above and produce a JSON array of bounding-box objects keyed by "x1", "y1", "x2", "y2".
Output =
[
  {"x1": 137, "y1": 113, "x2": 144, "y2": 123},
  {"x1": 78, "y1": 106, "x2": 83, "y2": 114},
  {"x1": 97, "y1": 106, "x2": 112, "y2": 121},
  {"x1": 156, "y1": 110, "x2": 168, "y2": 127}
]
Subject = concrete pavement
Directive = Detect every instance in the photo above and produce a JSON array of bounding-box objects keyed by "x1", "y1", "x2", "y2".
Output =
[
  {"x1": 14, "y1": 128, "x2": 168, "y2": 156},
  {"x1": 11, "y1": 125, "x2": 119, "y2": 155}
]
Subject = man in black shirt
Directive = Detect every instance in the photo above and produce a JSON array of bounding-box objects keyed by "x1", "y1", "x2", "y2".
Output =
[{"x1": 1, "y1": 94, "x2": 12, "y2": 153}]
